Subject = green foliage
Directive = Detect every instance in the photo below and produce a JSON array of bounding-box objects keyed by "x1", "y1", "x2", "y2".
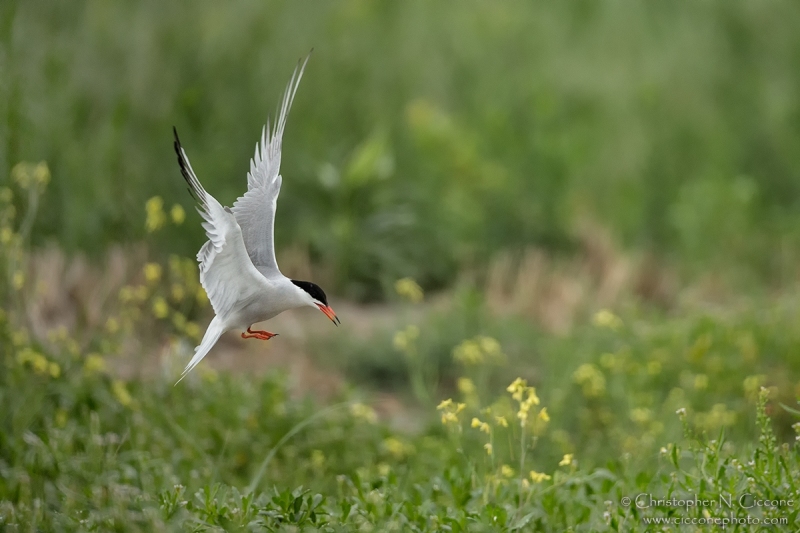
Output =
[
  {"x1": 2, "y1": 205, "x2": 799, "y2": 529},
  {"x1": 3, "y1": 1, "x2": 800, "y2": 296},
  {"x1": 2, "y1": 307, "x2": 799, "y2": 531}
]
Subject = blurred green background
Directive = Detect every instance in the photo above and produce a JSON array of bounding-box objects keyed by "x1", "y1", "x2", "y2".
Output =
[{"x1": 3, "y1": 0, "x2": 800, "y2": 300}]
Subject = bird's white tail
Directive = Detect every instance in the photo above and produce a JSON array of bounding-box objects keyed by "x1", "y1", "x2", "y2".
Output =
[{"x1": 175, "y1": 316, "x2": 225, "y2": 384}]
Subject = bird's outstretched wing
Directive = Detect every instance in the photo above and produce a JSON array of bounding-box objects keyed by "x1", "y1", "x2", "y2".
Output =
[
  {"x1": 232, "y1": 54, "x2": 310, "y2": 280},
  {"x1": 173, "y1": 127, "x2": 268, "y2": 322}
]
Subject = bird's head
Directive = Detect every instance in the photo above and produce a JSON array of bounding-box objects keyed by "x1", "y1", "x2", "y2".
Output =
[{"x1": 291, "y1": 280, "x2": 340, "y2": 325}]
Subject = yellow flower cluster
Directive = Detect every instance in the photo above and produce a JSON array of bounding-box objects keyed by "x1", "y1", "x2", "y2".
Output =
[
  {"x1": 394, "y1": 277, "x2": 424, "y2": 303},
  {"x1": 743, "y1": 374, "x2": 766, "y2": 401},
  {"x1": 11, "y1": 161, "x2": 50, "y2": 191},
  {"x1": 573, "y1": 363, "x2": 606, "y2": 397},
  {"x1": 382, "y1": 437, "x2": 415, "y2": 459},
  {"x1": 83, "y1": 353, "x2": 107, "y2": 374},
  {"x1": 437, "y1": 398, "x2": 466, "y2": 425},
  {"x1": 112, "y1": 380, "x2": 133, "y2": 407},
  {"x1": 453, "y1": 336, "x2": 505, "y2": 366},
  {"x1": 145, "y1": 196, "x2": 186, "y2": 233},
  {"x1": 350, "y1": 402, "x2": 378, "y2": 424},
  {"x1": 145, "y1": 196, "x2": 167, "y2": 233},
  {"x1": 16, "y1": 347, "x2": 60, "y2": 377},
  {"x1": 529, "y1": 471, "x2": 551, "y2": 483},
  {"x1": 507, "y1": 377, "x2": 542, "y2": 428},
  {"x1": 592, "y1": 309, "x2": 623, "y2": 331},
  {"x1": 393, "y1": 325, "x2": 419, "y2": 353},
  {"x1": 457, "y1": 377, "x2": 476, "y2": 395},
  {"x1": 471, "y1": 417, "x2": 491, "y2": 434},
  {"x1": 694, "y1": 403, "x2": 737, "y2": 431},
  {"x1": 559, "y1": 453, "x2": 574, "y2": 467}
]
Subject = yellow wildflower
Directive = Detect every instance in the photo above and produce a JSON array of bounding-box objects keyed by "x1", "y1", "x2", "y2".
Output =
[
  {"x1": 559, "y1": 454, "x2": 573, "y2": 467},
  {"x1": 33, "y1": 162, "x2": 51, "y2": 187},
  {"x1": 437, "y1": 398, "x2": 453, "y2": 410},
  {"x1": 145, "y1": 196, "x2": 166, "y2": 233},
  {"x1": 170, "y1": 204, "x2": 186, "y2": 225},
  {"x1": 495, "y1": 415, "x2": 508, "y2": 427},
  {"x1": 12, "y1": 161, "x2": 50, "y2": 190},
  {"x1": 438, "y1": 399, "x2": 464, "y2": 426},
  {"x1": 172, "y1": 312, "x2": 187, "y2": 331},
  {"x1": 630, "y1": 408, "x2": 651, "y2": 424},
  {"x1": 484, "y1": 443, "x2": 493, "y2": 455},
  {"x1": 453, "y1": 336, "x2": 505, "y2": 365},
  {"x1": 507, "y1": 377, "x2": 527, "y2": 401},
  {"x1": 119, "y1": 286, "x2": 134, "y2": 303},
  {"x1": 538, "y1": 407, "x2": 550, "y2": 422},
  {"x1": 84, "y1": 354, "x2": 107, "y2": 374},
  {"x1": 32, "y1": 353, "x2": 48, "y2": 374},
  {"x1": 310, "y1": 450, "x2": 325, "y2": 469},
  {"x1": 152, "y1": 297, "x2": 169, "y2": 319},
  {"x1": 526, "y1": 388, "x2": 540, "y2": 406},
  {"x1": 143, "y1": 262, "x2": 162, "y2": 283},
  {"x1": 592, "y1": 309, "x2": 623, "y2": 331},
  {"x1": 529, "y1": 471, "x2": 552, "y2": 483},
  {"x1": 112, "y1": 380, "x2": 133, "y2": 407},
  {"x1": 184, "y1": 322, "x2": 201, "y2": 341},
  {"x1": 393, "y1": 325, "x2": 419, "y2": 353},
  {"x1": 383, "y1": 437, "x2": 413, "y2": 459},
  {"x1": 478, "y1": 336, "x2": 502, "y2": 359},
  {"x1": 500, "y1": 465, "x2": 515, "y2": 478},
  {"x1": 694, "y1": 374, "x2": 708, "y2": 390},
  {"x1": 105, "y1": 317, "x2": 120, "y2": 334},
  {"x1": 573, "y1": 364, "x2": 606, "y2": 397},
  {"x1": 457, "y1": 377, "x2": 476, "y2": 395},
  {"x1": 453, "y1": 339, "x2": 482, "y2": 365},
  {"x1": 171, "y1": 283, "x2": 185, "y2": 302},
  {"x1": 743, "y1": 375, "x2": 766, "y2": 401},
  {"x1": 470, "y1": 417, "x2": 490, "y2": 433},
  {"x1": 394, "y1": 277, "x2": 423, "y2": 303},
  {"x1": 350, "y1": 402, "x2": 378, "y2": 424},
  {"x1": 196, "y1": 285, "x2": 209, "y2": 306}
]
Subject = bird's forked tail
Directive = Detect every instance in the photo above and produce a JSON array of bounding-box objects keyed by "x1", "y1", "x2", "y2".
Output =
[{"x1": 175, "y1": 316, "x2": 225, "y2": 384}]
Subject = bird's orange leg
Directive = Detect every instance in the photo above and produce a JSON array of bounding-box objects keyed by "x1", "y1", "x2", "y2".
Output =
[{"x1": 241, "y1": 327, "x2": 279, "y2": 340}]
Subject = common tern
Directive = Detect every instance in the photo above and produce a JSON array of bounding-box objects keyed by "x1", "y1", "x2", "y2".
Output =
[{"x1": 173, "y1": 55, "x2": 339, "y2": 382}]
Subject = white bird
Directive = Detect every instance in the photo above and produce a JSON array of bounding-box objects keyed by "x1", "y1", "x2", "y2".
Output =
[{"x1": 173, "y1": 55, "x2": 339, "y2": 382}]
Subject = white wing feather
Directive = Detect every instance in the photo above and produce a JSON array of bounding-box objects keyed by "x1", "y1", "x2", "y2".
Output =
[
  {"x1": 173, "y1": 129, "x2": 270, "y2": 379},
  {"x1": 232, "y1": 54, "x2": 310, "y2": 279}
]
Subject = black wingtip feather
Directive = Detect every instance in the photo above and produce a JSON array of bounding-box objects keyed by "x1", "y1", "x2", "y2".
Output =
[{"x1": 172, "y1": 126, "x2": 199, "y2": 203}]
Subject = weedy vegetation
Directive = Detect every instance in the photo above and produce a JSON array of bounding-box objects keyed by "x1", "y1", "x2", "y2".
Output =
[
  {"x1": 3, "y1": 1, "x2": 800, "y2": 530},
  {"x1": 1, "y1": 165, "x2": 799, "y2": 531}
]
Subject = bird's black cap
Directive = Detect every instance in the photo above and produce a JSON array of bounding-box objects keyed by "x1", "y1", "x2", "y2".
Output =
[{"x1": 291, "y1": 280, "x2": 329, "y2": 306}]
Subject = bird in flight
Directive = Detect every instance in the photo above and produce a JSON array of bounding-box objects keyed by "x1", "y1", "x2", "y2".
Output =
[{"x1": 173, "y1": 54, "x2": 339, "y2": 382}]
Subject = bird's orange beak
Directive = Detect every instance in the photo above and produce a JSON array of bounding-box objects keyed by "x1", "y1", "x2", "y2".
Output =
[{"x1": 316, "y1": 303, "x2": 340, "y2": 326}]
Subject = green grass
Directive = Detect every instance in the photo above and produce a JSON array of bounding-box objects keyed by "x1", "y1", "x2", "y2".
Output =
[
  {"x1": 1, "y1": 176, "x2": 799, "y2": 530},
  {"x1": 1, "y1": 303, "x2": 799, "y2": 531}
]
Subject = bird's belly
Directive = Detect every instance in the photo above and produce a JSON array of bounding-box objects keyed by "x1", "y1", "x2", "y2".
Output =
[{"x1": 231, "y1": 297, "x2": 286, "y2": 328}]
